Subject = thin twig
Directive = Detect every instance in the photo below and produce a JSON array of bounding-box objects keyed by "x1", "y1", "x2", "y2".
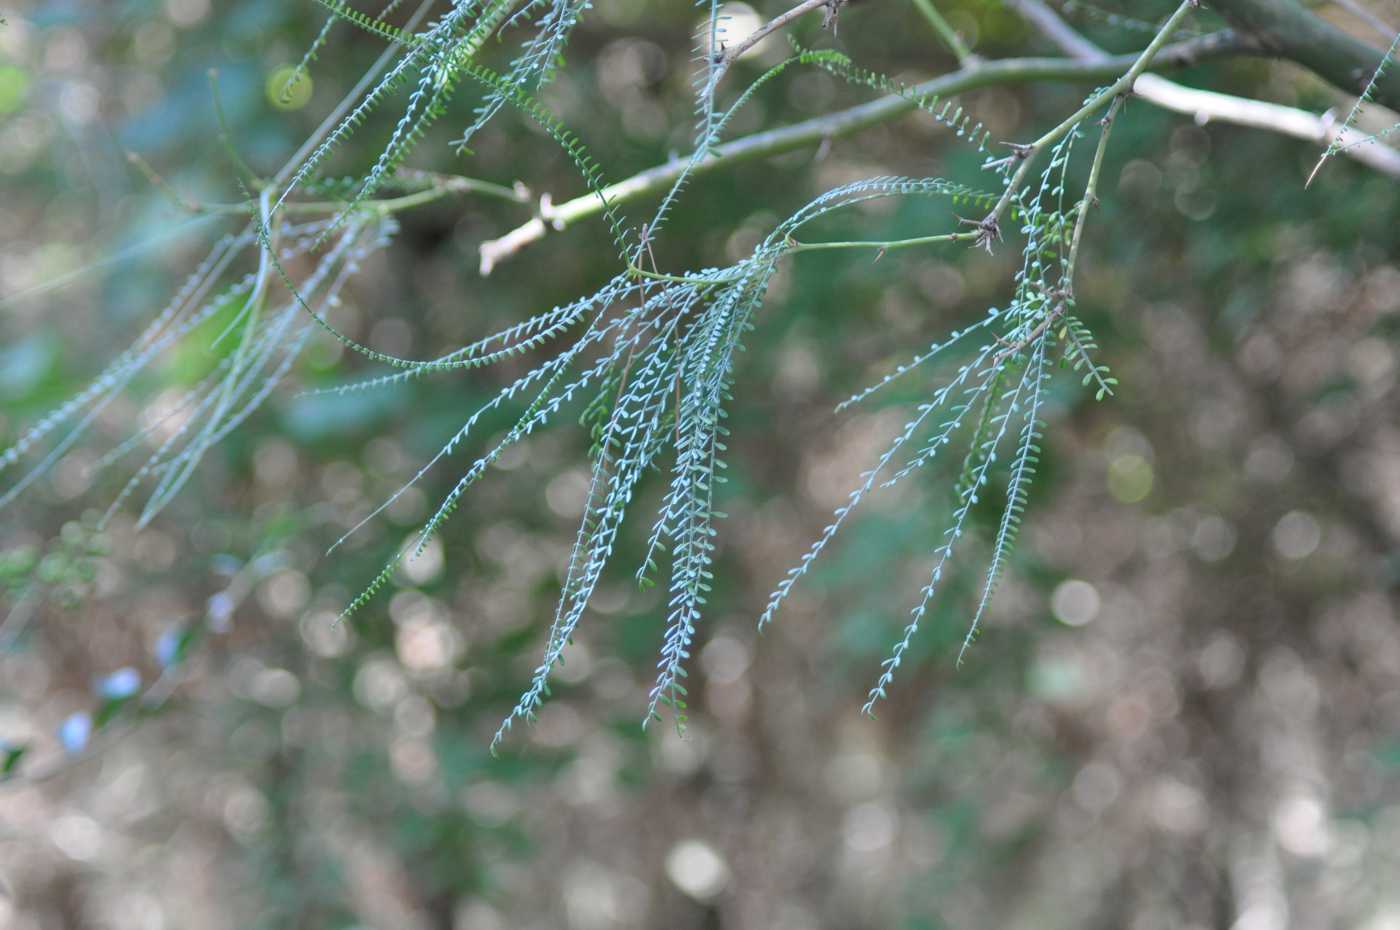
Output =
[
  {"x1": 977, "y1": 0, "x2": 1199, "y2": 242},
  {"x1": 909, "y1": 0, "x2": 977, "y2": 65},
  {"x1": 477, "y1": 32, "x2": 1253, "y2": 273},
  {"x1": 786, "y1": 230, "x2": 980, "y2": 252},
  {"x1": 271, "y1": 0, "x2": 438, "y2": 190},
  {"x1": 1010, "y1": 0, "x2": 1400, "y2": 181},
  {"x1": 126, "y1": 167, "x2": 529, "y2": 218},
  {"x1": 1306, "y1": 27, "x2": 1400, "y2": 186},
  {"x1": 1065, "y1": 94, "x2": 1123, "y2": 290},
  {"x1": 1006, "y1": 0, "x2": 1102, "y2": 59},
  {"x1": 712, "y1": 0, "x2": 831, "y2": 87},
  {"x1": 992, "y1": 299, "x2": 1066, "y2": 367}
]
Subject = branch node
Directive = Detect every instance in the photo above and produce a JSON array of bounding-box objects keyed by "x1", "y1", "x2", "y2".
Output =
[
  {"x1": 957, "y1": 214, "x2": 1002, "y2": 255},
  {"x1": 537, "y1": 192, "x2": 565, "y2": 231},
  {"x1": 822, "y1": 0, "x2": 847, "y2": 33},
  {"x1": 984, "y1": 141, "x2": 1035, "y2": 171}
]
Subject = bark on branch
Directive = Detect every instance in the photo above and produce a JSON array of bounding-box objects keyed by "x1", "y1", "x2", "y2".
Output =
[{"x1": 1211, "y1": 0, "x2": 1400, "y2": 110}]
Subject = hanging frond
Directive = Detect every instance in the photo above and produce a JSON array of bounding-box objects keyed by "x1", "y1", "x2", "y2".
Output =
[{"x1": 2, "y1": 0, "x2": 1156, "y2": 750}]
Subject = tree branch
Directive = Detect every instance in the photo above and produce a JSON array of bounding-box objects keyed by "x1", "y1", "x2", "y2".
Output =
[
  {"x1": 975, "y1": 0, "x2": 1200, "y2": 245},
  {"x1": 1329, "y1": 0, "x2": 1398, "y2": 45},
  {"x1": 1211, "y1": 0, "x2": 1400, "y2": 110},
  {"x1": 708, "y1": 0, "x2": 832, "y2": 90},
  {"x1": 1008, "y1": 0, "x2": 1400, "y2": 180},
  {"x1": 478, "y1": 32, "x2": 1257, "y2": 274},
  {"x1": 1006, "y1": 0, "x2": 1103, "y2": 59},
  {"x1": 1142, "y1": 72, "x2": 1400, "y2": 177}
]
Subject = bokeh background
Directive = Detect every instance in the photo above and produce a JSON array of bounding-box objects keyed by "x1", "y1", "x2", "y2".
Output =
[{"x1": 2, "y1": 1, "x2": 1400, "y2": 928}]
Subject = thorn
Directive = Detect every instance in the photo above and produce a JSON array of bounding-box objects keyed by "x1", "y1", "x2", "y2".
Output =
[
  {"x1": 983, "y1": 142, "x2": 1033, "y2": 172},
  {"x1": 822, "y1": 0, "x2": 847, "y2": 33},
  {"x1": 957, "y1": 214, "x2": 1002, "y2": 255}
]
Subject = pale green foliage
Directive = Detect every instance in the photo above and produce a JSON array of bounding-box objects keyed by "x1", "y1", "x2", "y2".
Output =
[{"x1": 3, "y1": 0, "x2": 1140, "y2": 744}]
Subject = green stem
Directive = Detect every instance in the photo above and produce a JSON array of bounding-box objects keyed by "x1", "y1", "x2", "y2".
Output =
[
  {"x1": 982, "y1": 0, "x2": 1198, "y2": 231},
  {"x1": 455, "y1": 0, "x2": 528, "y2": 64},
  {"x1": 271, "y1": 0, "x2": 438, "y2": 189},
  {"x1": 139, "y1": 189, "x2": 278, "y2": 530},
  {"x1": 1064, "y1": 94, "x2": 1123, "y2": 291},
  {"x1": 143, "y1": 175, "x2": 528, "y2": 218},
  {"x1": 366, "y1": 178, "x2": 528, "y2": 213},
  {"x1": 910, "y1": 0, "x2": 976, "y2": 65},
  {"x1": 1038, "y1": 2, "x2": 1195, "y2": 147},
  {"x1": 626, "y1": 263, "x2": 745, "y2": 285},
  {"x1": 627, "y1": 228, "x2": 982, "y2": 283},
  {"x1": 787, "y1": 230, "x2": 979, "y2": 252}
]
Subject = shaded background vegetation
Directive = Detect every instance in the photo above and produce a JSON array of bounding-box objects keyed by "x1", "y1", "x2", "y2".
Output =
[{"x1": 2, "y1": 0, "x2": 1399, "y2": 928}]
